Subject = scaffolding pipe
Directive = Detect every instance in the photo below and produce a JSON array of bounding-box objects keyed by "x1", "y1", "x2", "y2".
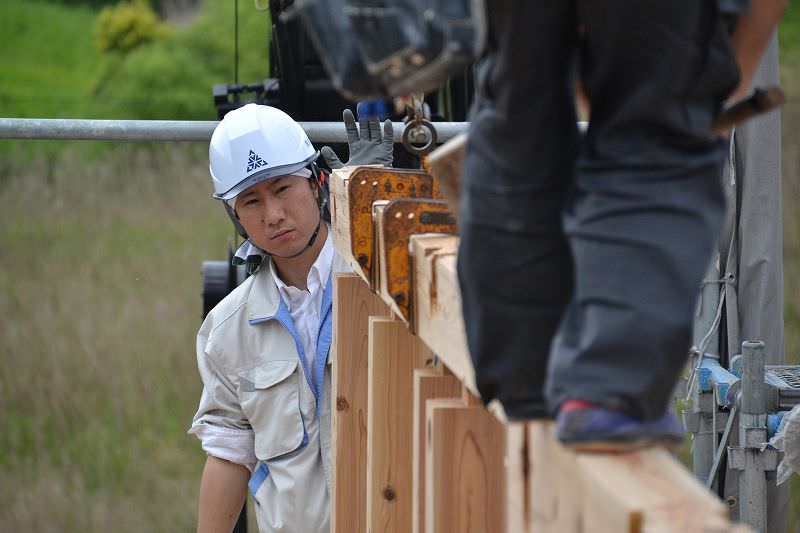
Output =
[
  {"x1": 0, "y1": 118, "x2": 469, "y2": 143},
  {"x1": 690, "y1": 259, "x2": 722, "y2": 490},
  {"x1": 738, "y1": 341, "x2": 768, "y2": 532}
]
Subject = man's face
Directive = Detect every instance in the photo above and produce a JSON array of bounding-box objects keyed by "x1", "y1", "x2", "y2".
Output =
[{"x1": 234, "y1": 175, "x2": 320, "y2": 258}]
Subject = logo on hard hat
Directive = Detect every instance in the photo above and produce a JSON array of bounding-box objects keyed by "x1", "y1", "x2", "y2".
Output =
[{"x1": 247, "y1": 150, "x2": 268, "y2": 172}]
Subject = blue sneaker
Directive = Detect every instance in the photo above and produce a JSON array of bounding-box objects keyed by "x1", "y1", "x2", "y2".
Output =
[{"x1": 556, "y1": 400, "x2": 685, "y2": 453}]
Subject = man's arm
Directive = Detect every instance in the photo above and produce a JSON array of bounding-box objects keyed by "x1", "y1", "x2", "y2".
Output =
[
  {"x1": 197, "y1": 455, "x2": 250, "y2": 533},
  {"x1": 728, "y1": 0, "x2": 787, "y2": 101}
]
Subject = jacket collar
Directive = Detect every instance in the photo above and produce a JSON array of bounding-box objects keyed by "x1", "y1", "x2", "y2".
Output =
[{"x1": 247, "y1": 261, "x2": 282, "y2": 322}]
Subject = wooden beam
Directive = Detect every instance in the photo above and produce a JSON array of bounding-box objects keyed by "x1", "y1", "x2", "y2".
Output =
[
  {"x1": 368, "y1": 317, "x2": 433, "y2": 533},
  {"x1": 330, "y1": 167, "x2": 366, "y2": 281},
  {"x1": 427, "y1": 132, "x2": 466, "y2": 222},
  {"x1": 412, "y1": 370, "x2": 463, "y2": 533},
  {"x1": 528, "y1": 422, "x2": 744, "y2": 533},
  {"x1": 577, "y1": 447, "x2": 734, "y2": 532},
  {"x1": 425, "y1": 400, "x2": 506, "y2": 533},
  {"x1": 331, "y1": 273, "x2": 391, "y2": 533},
  {"x1": 410, "y1": 233, "x2": 477, "y2": 395}
]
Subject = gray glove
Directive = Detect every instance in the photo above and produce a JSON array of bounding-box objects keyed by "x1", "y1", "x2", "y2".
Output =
[{"x1": 321, "y1": 109, "x2": 393, "y2": 169}]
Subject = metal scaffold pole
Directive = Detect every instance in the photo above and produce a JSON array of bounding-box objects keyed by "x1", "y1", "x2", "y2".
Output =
[
  {"x1": 737, "y1": 341, "x2": 769, "y2": 531},
  {"x1": 0, "y1": 118, "x2": 469, "y2": 143}
]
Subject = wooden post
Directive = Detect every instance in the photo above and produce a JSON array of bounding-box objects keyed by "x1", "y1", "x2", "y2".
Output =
[
  {"x1": 368, "y1": 317, "x2": 433, "y2": 533},
  {"x1": 529, "y1": 422, "x2": 582, "y2": 533},
  {"x1": 412, "y1": 370, "x2": 462, "y2": 533},
  {"x1": 331, "y1": 273, "x2": 390, "y2": 533},
  {"x1": 505, "y1": 422, "x2": 529, "y2": 533},
  {"x1": 372, "y1": 201, "x2": 389, "y2": 296},
  {"x1": 425, "y1": 400, "x2": 507, "y2": 533}
]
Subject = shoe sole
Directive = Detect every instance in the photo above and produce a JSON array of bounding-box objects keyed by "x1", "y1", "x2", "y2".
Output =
[{"x1": 561, "y1": 437, "x2": 683, "y2": 454}]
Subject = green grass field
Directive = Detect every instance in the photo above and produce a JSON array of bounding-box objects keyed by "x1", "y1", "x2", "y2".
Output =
[
  {"x1": 1, "y1": 0, "x2": 800, "y2": 531},
  {"x1": 0, "y1": 143, "x2": 232, "y2": 531}
]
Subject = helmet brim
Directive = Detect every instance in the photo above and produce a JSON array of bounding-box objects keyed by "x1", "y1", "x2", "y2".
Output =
[{"x1": 212, "y1": 151, "x2": 319, "y2": 201}]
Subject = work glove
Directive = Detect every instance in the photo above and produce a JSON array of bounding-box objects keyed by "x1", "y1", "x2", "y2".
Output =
[{"x1": 321, "y1": 108, "x2": 393, "y2": 169}]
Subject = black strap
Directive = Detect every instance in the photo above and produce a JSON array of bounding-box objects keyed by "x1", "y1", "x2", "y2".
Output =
[{"x1": 273, "y1": 219, "x2": 322, "y2": 259}]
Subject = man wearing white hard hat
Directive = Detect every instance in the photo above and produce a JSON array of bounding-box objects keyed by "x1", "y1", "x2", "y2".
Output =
[{"x1": 190, "y1": 103, "x2": 392, "y2": 532}]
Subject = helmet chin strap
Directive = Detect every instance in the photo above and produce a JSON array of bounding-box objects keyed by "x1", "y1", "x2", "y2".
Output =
[{"x1": 267, "y1": 217, "x2": 322, "y2": 260}]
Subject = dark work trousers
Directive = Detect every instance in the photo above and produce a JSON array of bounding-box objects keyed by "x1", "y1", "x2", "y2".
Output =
[{"x1": 458, "y1": 0, "x2": 742, "y2": 420}]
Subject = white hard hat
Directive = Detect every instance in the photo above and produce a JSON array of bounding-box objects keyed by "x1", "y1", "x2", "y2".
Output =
[{"x1": 209, "y1": 103, "x2": 318, "y2": 200}]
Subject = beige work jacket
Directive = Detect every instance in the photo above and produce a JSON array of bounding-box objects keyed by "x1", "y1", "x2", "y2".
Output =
[{"x1": 191, "y1": 253, "x2": 349, "y2": 532}]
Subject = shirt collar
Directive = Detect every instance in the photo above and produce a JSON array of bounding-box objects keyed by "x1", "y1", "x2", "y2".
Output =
[{"x1": 269, "y1": 226, "x2": 333, "y2": 308}]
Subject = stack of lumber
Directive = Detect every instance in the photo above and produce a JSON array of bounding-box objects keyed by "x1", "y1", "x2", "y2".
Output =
[{"x1": 329, "y1": 165, "x2": 748, "y2": 533}]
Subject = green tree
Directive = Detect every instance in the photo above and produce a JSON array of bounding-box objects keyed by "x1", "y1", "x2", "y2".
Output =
[{"x1": 94, "y1": 0, "x2": 170, "y2": 55}]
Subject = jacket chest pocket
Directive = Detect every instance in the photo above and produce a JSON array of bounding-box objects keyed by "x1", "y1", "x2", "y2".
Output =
[{"x1": 238, "y1": 360, "x2": 305, "y2": 460}]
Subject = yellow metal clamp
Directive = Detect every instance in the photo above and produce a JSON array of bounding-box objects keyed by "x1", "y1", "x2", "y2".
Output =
[
  {"x1": 379, "y1": 198, "x2": 457, "y2": 322},
  {"x1": 346, "y1": 167, "x2": 435, "y2": 280}
]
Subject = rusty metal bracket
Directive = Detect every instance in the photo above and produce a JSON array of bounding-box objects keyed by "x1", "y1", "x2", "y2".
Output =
[
  {"x1": 347, "y1": 167, "x2": 435, "y2": 282},
  {"x1": 380, "y1": 198, "x2": 457, "y2": 322}
]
